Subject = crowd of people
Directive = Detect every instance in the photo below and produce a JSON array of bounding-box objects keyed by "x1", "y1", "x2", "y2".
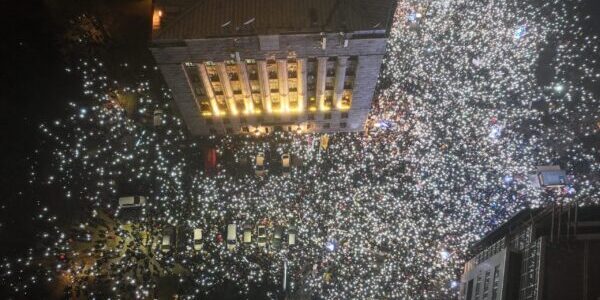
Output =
[{"x1": 1, "y1": 0, "x2": 600, "y2": 299}]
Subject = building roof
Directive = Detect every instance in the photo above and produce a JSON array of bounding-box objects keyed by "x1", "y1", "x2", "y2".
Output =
[
  {"x1": 152, "y1": 0, "x2": 396, "y2": 40},
  {"x1": 471, "y1": 207, "x2": 543, "y2": 251},
  {"x1": 472, "y1": 204, "x2": 600, "y2": 252}
]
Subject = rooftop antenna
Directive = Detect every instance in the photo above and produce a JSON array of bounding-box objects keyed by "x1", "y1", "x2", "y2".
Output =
[
  {"x1": 221, "y1": 20, "x2": 232, "y2": 35},
  {"x1": 240, "y1": 17, "x2": 256, "y2": 34}
]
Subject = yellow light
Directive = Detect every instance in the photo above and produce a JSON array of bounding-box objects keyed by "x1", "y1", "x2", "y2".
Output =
[
  {"x1": 152, "y1": 10, "x2": 163, "y2": 30},
  {"x1": 309, "y1": 107, "x2": 317, "y2": 112},
  {"x1": 201, "y1": 111, "x2": 212, "y2": 116}
]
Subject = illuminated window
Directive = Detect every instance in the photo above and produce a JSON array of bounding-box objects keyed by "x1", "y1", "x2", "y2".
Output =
[{"x1": 152, "y1": 9, "x2": 163, "y2": 30}]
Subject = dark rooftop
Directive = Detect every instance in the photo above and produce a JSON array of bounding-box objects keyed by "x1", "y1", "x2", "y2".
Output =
[
  {"x1": 152, "y1": 0, "x2": 397, "y2": 40},
  {"x1": 472, "y1": 207, "x2": 543, "y2": 251}
]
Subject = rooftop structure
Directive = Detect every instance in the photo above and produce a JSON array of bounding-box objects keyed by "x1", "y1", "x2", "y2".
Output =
[{"x1": 460, "y1": 204, "x2": 600, "y2": 300}]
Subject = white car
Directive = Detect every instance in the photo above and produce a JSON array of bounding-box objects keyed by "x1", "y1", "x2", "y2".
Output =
[
  {"x1": 288, "y1": 226, "x2": 296, "y2": 246},
  {"x1": 243, "y1": 226, "x2": 252, "y2": 244},
  {"x1": 193, "y1": 228, "x2": 202, "y2": 251},
  {"x1": 118, "y1": 196, "x2": 146, "y2": 208},
  {"x1": 281, "y1": 153, "x2": 291, "y2": 175},
  {"x1": 161, "y1": 235, "x2": 171, "y2": 253},
  {"x1": 227, "y1": 224, "x2": 237, "y2": 251},
  {"x1": 255, "y1": 152, "x2": 266, "y2": 176},
  {"x1": 257, "y1": 225, "x2": 267, "y2": 248}
]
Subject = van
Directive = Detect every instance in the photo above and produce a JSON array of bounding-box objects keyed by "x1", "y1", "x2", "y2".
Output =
[
  {"x1": 226, "y1": 224, "x2": 237, "y2": 251},
  {"x1": 193, "y1": 229, "x2": 202, "y2": 251},
  {"x1": 272, "y1": 226, "x2": 283, "y2": 250},
  {"x1": 281, "y1": 153, "x2": 291, "y2": 175},
  {"x1": 243, "y1": 225, "x2": 252, "y2": 244},
  {"x1": 288, "y1": 226, "x2": 296, "y2": 246},
  {"x1": 255, "y1": 153, "x2": 266, "y2": 176},
  {"x1": 118, "y1": 196, "x2": 146, "y2": 208},
  {"x1": 257, "y1": 225, "x2": 267, "y2": 248},
  {"x1": 161, "y1": 235, "x2": 171, "y2": 252},
  {"x1": 153, "y1": 109, "x2": 163, "y2": 126}
]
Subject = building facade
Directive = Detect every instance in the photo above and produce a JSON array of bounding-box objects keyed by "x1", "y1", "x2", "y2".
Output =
[
  {"x1": 150, "y1": 0, "x2": 396, "y2": 135},
  {"x1": 460, "y1": 204, "x2": 600, "y2": 300}
]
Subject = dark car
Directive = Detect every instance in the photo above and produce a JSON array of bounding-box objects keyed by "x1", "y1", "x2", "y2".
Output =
[{"x1": 271, "y1": 226, "x2": 283, "y2": 251}]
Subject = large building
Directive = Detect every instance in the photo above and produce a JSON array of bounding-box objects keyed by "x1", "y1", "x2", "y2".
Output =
[
  {"x1": 460, "y1": 203, "x2": 600, "y2": 300},
  {"x1": 149, "y1": 0, "x2": 396, "y2": 135}
]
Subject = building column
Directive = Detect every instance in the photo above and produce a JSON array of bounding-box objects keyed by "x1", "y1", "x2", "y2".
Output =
[
  {"x1": 216, "y1": 62, "x2": 237, "y2": 115},
  {"x1": 316, "y1": 57, "x2": 328, "y2": 111},
  {"x1": 277, "y1": 59, "x2": 289, "y2": 113},
  {"x1": 257, "y1": 60, "x2": 272, "y2": 113},
  {"x1": 237, "y1": 62, "x2": 254, "y2": 114},
  {"x1": 297, "y1": 58, "x2": 307, "y2": 112},
  {"x1": 197, "y1": 64, "x2": 220, "y2": 116},
  {"x1": 334, "y1": 56, "x2": 348, "y2": 110}
]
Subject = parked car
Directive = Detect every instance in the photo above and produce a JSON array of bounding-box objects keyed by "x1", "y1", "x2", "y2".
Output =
[
  {"x1": 193, "y1": 228, "x2": 202, "y2": 251},
  {"x1": 281, "y1": 153, "x2": 291, "y2": 175},
  {"x1": 255, "y1": 153, "x2": 266, "y2": 176},
  {"x1": 227, "y1": 224, "x2": 237, "y2": 251},
  {"x1": 161, "y1": 234, "x2": 171, "y2": 253},
  {"x1": 257, "y1": 225, "x2": 267, "y2": 248},
  {"x1": 272, "y1": 226, "x2": 283, "y2": 250},
  {"x1": 161, "y1": 227, "x2": 174, "y2": 253},
  {"x1": 153, "y1": 109, "x2": 163, "y2": 126},
  {"x1": 287, "y1": 225, "x2": 296, "y2": 246},
  {"x1": 118, "y1": 196, "x2": 146, "y2": 208},
  {"x1": 243, "y1": 225, "x2": 252, "y2": 244}
]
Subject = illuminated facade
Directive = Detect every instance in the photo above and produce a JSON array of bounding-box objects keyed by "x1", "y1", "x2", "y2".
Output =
[{"x1": 150, "y1": 0, "x2": 396, "y2": 135}]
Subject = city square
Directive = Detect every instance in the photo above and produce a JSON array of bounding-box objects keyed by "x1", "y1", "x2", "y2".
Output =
[{"x1": 1, "y1": 0, "x2": 599, "y2": 299}]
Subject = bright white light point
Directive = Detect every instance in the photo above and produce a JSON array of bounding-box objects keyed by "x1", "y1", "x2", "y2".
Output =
[
  {"x1": 440, "y1": 250, "x2": 450, "y2": 260},
  {"x1": 554, "y1": 84, "x2": 564, "y2": 92},
  {"x1": 326, "y1": 241, "x2": 335, "y2": 251}
]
